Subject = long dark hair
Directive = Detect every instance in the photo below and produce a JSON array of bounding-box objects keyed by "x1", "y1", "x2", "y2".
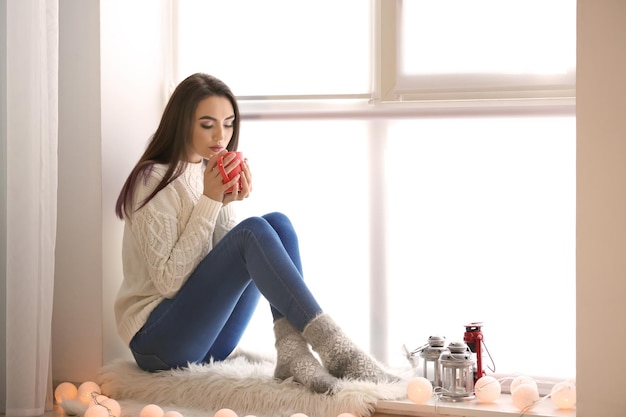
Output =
[{"x1": 115, "y1": 73, "x2": 241, "y2": 219}]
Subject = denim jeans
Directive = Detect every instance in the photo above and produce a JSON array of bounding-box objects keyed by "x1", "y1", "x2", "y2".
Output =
[{"x1": 129, "y1": 212, "x2": 323, "y2": 371}]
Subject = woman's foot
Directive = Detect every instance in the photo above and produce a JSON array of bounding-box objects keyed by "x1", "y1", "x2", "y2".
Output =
[
  {"x1": 303, "y1": 313, "x2": 400, "y2": 383},
  {"x1": 273, "y1": 318, "x2": 339, "y2": 394}
]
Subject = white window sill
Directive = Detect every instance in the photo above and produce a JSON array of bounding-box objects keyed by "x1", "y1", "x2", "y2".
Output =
[{"x1": 374, "y1": 396, "x2": 576, "y2": 417}]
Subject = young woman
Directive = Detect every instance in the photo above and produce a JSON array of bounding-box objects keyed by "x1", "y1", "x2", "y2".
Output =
[{"x1": 114, "y1": 73, "x2": 396, "y2": 394}]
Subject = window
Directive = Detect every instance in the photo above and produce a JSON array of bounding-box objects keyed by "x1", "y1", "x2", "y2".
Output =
[
  {"x1": 172, "y1": 0, "x2": 576, "y2": 378},
  {"x1": 396, "y1": 0, "x2": 575, "y2": 98},
  {"x1": 176, "y1": 0, "x2": 370, "y2": 97},
  {"x1": 385, "y1": 115, "x2": 575, "y2": 377}
]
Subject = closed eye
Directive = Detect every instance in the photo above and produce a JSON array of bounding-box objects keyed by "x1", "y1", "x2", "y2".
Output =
[
  {"x1": 199, "y1": 115, "x2": 235, "y2": 129},
  {"x1": 200, "y1": 123, "x2": 233, "y2": 130}
]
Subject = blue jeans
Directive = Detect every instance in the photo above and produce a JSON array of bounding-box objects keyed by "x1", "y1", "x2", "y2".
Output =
[{"x1": 129, "y1": 212, "x2": 323, "y2": 371}]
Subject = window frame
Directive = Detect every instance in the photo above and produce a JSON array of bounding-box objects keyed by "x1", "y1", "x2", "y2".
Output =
[
  {"x1": 168, "y1": 0, "x2": 576, "y2": 377},
  {"x1": 377, "y1": 0, "x2": 576, "y2": 103}
]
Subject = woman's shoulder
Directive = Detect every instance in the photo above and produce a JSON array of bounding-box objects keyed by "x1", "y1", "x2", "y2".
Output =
[
  {"x1": 134, "y1": 163, "x2": 170, "y2": 189},
  {"x1": 132, "y1": 161, "x2": 202, "y2": 207},
  {"x1": 132, "y1": 163, "x2": 171, "y2": 199},
  {"x1": 142, "y1": 161, "x2": 203, "y2": 182},
  {"x1": 141, "y1": 163, "x2": 169, "y2": 180}
]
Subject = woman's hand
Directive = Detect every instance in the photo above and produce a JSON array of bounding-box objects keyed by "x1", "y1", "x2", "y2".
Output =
[
  {"x1": 203, "y1": 152, "x2": 252, "y2": 203},
  {"x1": 223, "y1": 156, "x2": 252, "y2": 205},
  {"x1": 203, "y1": 152, "x2": 237, "y2": 202}
]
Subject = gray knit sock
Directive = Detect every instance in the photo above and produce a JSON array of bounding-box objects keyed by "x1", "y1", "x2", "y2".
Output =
[
  {"x1": 303, "y1": 313, "x2": 399, "y2": 383},
  {"x1": 273, "y1": 317, "x2": 339, "y2": 394}
]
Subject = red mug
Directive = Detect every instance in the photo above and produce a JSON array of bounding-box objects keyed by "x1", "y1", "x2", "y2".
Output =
[{"x1": 217, "y1": 152, "x2": 243, "y2": 193}]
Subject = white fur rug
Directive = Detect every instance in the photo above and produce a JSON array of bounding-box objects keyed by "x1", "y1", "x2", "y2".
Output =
[{"x1": 96, "y1": 354, "x2": 409, "y2": 417}]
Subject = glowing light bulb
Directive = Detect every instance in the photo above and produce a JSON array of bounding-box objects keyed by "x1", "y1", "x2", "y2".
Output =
[
  {"x1": 215, "y1": 409, "x2": 238, "y2": 417},
  {"x1": 550, "y1": 381, "x2": 576, "y2": 409},
  {"x1": 90, "y1": 394, "x2": 108, "y2": 406},
  {"x1": 511, "y1": 383, "x2": 539, "y2": 411},
  {"x1": 336, "y1": 414, "x2": 356, "y2": 417},
  {"x1": 406, "y1": 377, "x2": 433, "y2": 405},
  {"x1": 101, "y1": 398, "x2": 121, "y2": 417},
  {"x1": 77, "y1": 381, "x2": 101, "y2": 404},
  {"x1": 140, "y1": 404, "x2": 165, "y2": 417},
  {"x1": 54, "y1": 382, "x2": 78, "y2": 404},
  {"x1": 510, "y1": 375, "x2": 537, "y2": 394},
  {"x1": 163, "y1": 411, "x2": 184, "y2": 417},
  {"x1": 474, "y1": 376, "x2": 501, "y2": 403},
  {"x1": 85, "y1": 405, "x2": 110, "y2": 417},
  {"x1": 289, "y1": 413, "x2": 308, "y2": 417}
]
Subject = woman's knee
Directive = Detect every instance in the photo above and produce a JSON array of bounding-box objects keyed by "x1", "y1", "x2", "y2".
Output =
[
  {"x1": 262, "y1": 212, "x2": 294, "y2": 230},
  {"x1": 239, "y1": 212, "x2": 292, "y2": 232},
  {"x1": 238, "y1": 213, "x2": 299, "y2": 255},
  {"x1": 240, "y1": 215, "x2": 271, "y2": 229}
]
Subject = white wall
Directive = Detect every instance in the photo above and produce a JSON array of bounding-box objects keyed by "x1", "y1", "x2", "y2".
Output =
[
  {"x1": 53, "y1": 0, "x2": 167, "y2": 382},
  {"x1": 53, "y1": 0, "x2": 103, "y2": 383},
  {"x1": 576, "y1": 0, "x2": 626, "y2": 415},
  {"x1": 50, "y1": 1, "x2": 626, "y2": 415},
  {"x1": 99, "y1": 0, "x2": 169, "y2": 365}
]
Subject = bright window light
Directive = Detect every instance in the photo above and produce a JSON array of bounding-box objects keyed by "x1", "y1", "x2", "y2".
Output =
[
  {"x1": 176, "y1": 0, "x2": 371, "y2": 96},
  {"x1": 174, "y1": 1, "x2": 576, "y2": 380},
  {"x1": 235, "y1": 119, "x2": 372, "y2": 351},
  {"x1": 385, "y1": 116, "x2": 576, "y2": 377},
  {"x1": 401, "y1": 0, "x2": 576, "y2": 75}
]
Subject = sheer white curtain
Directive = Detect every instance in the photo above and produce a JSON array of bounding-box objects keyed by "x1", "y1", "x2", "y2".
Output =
[{"x1": 2, "y1": 0, "x2": 58, "y2": 415}]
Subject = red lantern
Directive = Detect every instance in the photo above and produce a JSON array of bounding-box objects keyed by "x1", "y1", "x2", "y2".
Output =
[{"x1": 463, "y1": 322, "x2": 495, "y2": 383}]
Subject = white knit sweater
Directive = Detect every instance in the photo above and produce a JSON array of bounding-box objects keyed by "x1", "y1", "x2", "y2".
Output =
[{"x1": 114, "y1": 161, "x2": 237, "y2": 346}]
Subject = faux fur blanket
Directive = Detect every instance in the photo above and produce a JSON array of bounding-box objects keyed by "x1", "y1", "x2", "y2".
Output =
[{"x1": 96, "y1": 354, "x2": 409, "y2": 417}]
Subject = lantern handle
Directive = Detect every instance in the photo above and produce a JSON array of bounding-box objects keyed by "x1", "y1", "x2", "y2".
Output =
[
  {"x1": 481, "y1": 339, "x2": 496, "y2": 373},
  {"x1": 402, "y1": 343, "x2": 429, "y2": 360},
  {"x1": 411, "y1": 342, "x2": 429, "y2": 355}
]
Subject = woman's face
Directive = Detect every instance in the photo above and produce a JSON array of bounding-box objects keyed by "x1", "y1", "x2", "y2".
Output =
[{"x1": 188, "y1": 95, "x2": 235, "y2": 163}]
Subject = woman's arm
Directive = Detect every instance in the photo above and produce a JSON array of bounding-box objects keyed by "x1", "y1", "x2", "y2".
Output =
[
  {"x1": 128, "y1": 168, "x2": 223, "y2": 297},
  {"x1": 213, "y1": 204, "x2": 238, "y2": 246}
]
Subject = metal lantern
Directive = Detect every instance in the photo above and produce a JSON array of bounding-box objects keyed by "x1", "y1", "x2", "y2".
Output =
[
  {"x1": 439, "y1": 341, "x2": 476, "y2": 401},
  {"x1": 464, "y1": 322, "x2": 485, "y2": 382},
  {"x1": 419, "y1": 335, "x2": 449, "y2": 387}
]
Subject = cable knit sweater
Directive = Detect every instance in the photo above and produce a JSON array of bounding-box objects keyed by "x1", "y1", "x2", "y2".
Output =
[{"x1": 114, "y1": 161, "x2": 237, "y2": 346}]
